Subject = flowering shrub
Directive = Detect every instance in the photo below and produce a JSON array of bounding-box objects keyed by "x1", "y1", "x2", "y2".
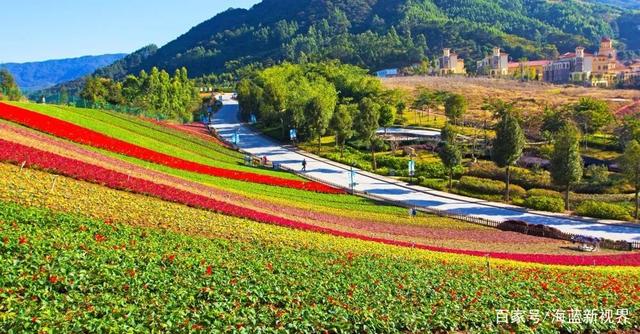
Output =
[{"x1": 0, "y1": 103, "x2": 343, "y2": 194}]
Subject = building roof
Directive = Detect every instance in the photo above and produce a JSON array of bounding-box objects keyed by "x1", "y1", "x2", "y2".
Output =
[
  {"x1": 559, "y1": 52, "x2": 593, "y2": 59},
  {"x1": 507, "y1": 60, "x2": 552, "y2": 68}
]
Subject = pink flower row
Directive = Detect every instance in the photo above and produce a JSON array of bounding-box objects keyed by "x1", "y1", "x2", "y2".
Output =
[
  {"x1": 1, "y1": 138, "x2": 639, "y2": 266},
  {"x1": 0, "y1": 103, "x2": 343, "y2": 194}
]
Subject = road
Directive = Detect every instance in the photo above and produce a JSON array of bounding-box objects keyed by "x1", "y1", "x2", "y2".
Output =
[{"x1": 211, "y1": 97, "x2": 640, "y2": 243}]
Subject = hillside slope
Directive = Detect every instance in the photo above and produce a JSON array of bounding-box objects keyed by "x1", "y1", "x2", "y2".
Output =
[
  {"x1": 0, "y1": 54, "x2": 125, "y2": 91},
  {"x1": 122, "y1": 0, "x2": 639, "y2": 77}
]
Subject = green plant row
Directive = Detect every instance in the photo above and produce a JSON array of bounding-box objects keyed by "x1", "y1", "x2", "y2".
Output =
[{"x1": 10, "y1": 102, "x2": 300, "y2": 180}]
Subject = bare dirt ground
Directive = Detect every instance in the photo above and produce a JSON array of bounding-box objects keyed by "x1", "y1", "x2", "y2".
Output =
[{"x1": 383, "y1": 76, "x2": 640, "y2": 123}]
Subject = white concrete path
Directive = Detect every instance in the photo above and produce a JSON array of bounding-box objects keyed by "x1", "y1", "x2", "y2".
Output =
[{"x1": 211, "y1": 97, "x2": 640, "y2": 243}]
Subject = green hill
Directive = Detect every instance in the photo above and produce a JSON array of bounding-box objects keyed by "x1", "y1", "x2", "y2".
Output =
[{"x1": 121, "y1": 0, "x2": 639, "y2": 77}]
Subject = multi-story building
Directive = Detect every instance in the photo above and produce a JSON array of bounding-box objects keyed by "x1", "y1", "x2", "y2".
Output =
[
  {"x1": 437, "y1": 48, "x2": 466, "y2": 75},
  {"x1": 477, "y1": 47, "x2": 509, "y2": 77},
  {"x1": 591, "y1": 37, "x2": 627, "y2": 87},
  {"x1": 543, "y1": 47, "x2": 593, "y2": 84},
  {"x1": 507, "y1": 60, "x2": 551, "y2": 81}
]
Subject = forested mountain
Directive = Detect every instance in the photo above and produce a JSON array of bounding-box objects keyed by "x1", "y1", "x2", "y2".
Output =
[
  {"x1": 0, "y1": 54, "x2": 125, "y2": 91},
  {"x1": 114, "y1": 0, "x2": 640, "y2": 78},
  {"x1": 94, "y1": 45, "x2": 158, "y2": 80},
  {"x1": 590, "y1": 0, "x2": 640, "y2": 10}
]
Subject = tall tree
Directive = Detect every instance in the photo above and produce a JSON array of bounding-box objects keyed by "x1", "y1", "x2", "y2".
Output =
[
  {"x1": 550, "y1": 123, "x2": 583, "y2": 210},
  {"x1": 491, "y1": 102, "x2": 525, "y2": 201},
  {"x1": 80, "y1": 76, "x2": 107, "y2": 105},
  {"x1": 0, "y1": 69, "x2": 21, "y2": 101},
  {"x1": 444, "y1": 93, "x2": 466, "y2": 125},
  {"x1": 572, "y1": 97, "x2": 613, "y2": 135},
  {"x1": 438, "y1": 123, "x2": 462, "y2": 189},
  {"x1": 306, "y1": 95, "x2": 336, "y2": 153},
  {"x1": 331, "y1": 103, "x2": 355, "y2": 157},
  {"x1": 413, "y1": 90, "x2": 440, "y2": 126},
  {"x1": 379, "y1": 104, "x2": 397, "y2": 133},
  {"x1": 356, "y1": 97, "x2": 381, "y2": 170},
  {"x1": 620, "y1": 140, "x2": 640, "y2": 220}
]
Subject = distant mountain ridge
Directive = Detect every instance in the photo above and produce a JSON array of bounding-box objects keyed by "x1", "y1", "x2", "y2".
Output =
[
  {"x1": 113, "y1": 0, "x2": 640, "y2": 78},
  {"x1": 590, "y1": 0, "x2": 640, "y2": 10},
  {"x1": 0, "y1": 54, "x2": 126, "y2": 92}
]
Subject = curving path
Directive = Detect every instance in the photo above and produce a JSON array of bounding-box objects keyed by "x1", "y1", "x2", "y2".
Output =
[{"x1": 211, "y1": 97, "x2": 640, "y2": 244}]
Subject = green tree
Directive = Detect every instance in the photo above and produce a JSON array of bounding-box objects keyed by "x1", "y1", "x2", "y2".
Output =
[
  {"x1": 550, "y1": 123, "x2": 583, "y2": 211},
  {"x1": 356, "y1": 97, "x2": 381, "y2": 170},
  {"x1": 59, "y1": 86, "x2": 69, "y2": 105},
  {"x1": 444, "y1": 93, "x2": 466, "y2": 125},
  {"x1": 413, "y1": 90, "x2": 440, "y2": 126},
  {"x1": 80, "y1": 76, "x2": 107, "y2": 106},
  {"x1": 438, "y1": 123, "x2": 462, "y2": 189},
  {"x1": 379, "y1": 104, "x2": 396, "y2": 133},
  {"x1": 0, "y1": 69, "x2": 21, "y2": 101},
  {"x1": 331, "y1": 103, "x2": 355, "y2": 157},
  {"x1": 306, "y1": 95, "x2": 337, "y2": 153},
  {"x1": 541, "y1": 106, "x2": 572, "y2": 137},
  {"x1": 619, "y1": 140, "x2": 640, "y2": 220},
  {"x1": 572, "y1": 97, "x2": 613, "y2": 135},
  {"x1": 491, "y1": 103, "x2": 525, "y2": 201}
]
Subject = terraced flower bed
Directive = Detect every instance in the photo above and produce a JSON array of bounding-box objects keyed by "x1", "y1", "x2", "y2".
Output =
[
  {"x1": 1, "y1": 141, "x2": 639, "y2": 266},
  {"x1": 1, "y1": 202, "x2": 639, "y2": 332},
  {"x1": 0, "y1": 102, "x2": 342, "y2": 193}
]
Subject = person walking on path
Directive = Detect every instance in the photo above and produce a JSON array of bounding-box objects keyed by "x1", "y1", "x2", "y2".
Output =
[{"x1": 301, "y1": 159, "x2": 307, "y2": 172}]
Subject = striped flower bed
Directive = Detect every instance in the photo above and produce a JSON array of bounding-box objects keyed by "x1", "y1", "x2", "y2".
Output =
[
  {"x1": 0, "y1": 103, "x2": 343, "y2": 194},
  {"x1": 1, "y1": 139, "x2": 639, "y2": 266}
]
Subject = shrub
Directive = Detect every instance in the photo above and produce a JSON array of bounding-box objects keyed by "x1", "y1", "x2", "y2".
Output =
[
  {"x1": 416, "y1": 161, "x2": 447, "y2": 179},
  {"x1": 419, "y1": 178, "x2": 448, "y2": 191},
  {"x1": 466, "y1": 162, "x2": 552, "y2": 189},
  {"x1": 575, "y1": 201, "x2": 633, "y2": 221},
  {"x1": 458, "y1": 176, "x2": 526, "y2": 198},
  {"x1": 527, "y1": 188, "x2": 562, "y2": 198},
  {"x1": 523, "y1": 196, "x2": 565, "y2": 213}
]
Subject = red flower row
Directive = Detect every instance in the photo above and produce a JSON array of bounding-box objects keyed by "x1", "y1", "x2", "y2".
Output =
[
  {"x1": 0, "y1": 103, "x2": 343, "y2": 194},
  {"x1": 1, "y1": 139, "x2": 639, "y2": 267}
]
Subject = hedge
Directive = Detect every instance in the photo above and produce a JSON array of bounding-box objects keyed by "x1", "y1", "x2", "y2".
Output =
[
  {"x1": 526, "y1": 188, "x2": 562, "y2": 198},
  {"x1": 457, "y1": 176, "x2": 526, "y2": 198},
  {"x1": 523, "y1": 196, "x2": 565, "y2": 213},
  {"x1": 466, "y1": 162, "x2": 552, "y2": 190},
  {"x1": 575, "y1": 201, "x2": 633, "y2": 221}
]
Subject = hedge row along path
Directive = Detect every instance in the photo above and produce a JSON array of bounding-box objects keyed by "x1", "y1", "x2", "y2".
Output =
[
  {"x1": 0, "y1": 102, "x2": 343, "y2": 194},
  {"x1": 211, "y1": 96, "x2": 640, "y2": 244},
  {"x1": 2, "y1": 139, "x2": 640, "y2": 266}
]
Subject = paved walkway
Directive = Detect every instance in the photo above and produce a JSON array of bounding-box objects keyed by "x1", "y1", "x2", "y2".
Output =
[{"x1": 211, "y1": 97, "x2": 640, "y2": 243}]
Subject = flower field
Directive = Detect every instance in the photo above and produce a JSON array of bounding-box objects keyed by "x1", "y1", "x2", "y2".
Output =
[
  {"x1": 0, "y1": 102, "x2": 342, "y2": 193},
  {"x1": 1, "y1": 101, "x2": 640, "y2": 331},
  {"x1": 1, "y1": 200, "x2": 639, "y2": 332},
  {"x1": 2, "y1": 140, "x2": 640, "y2": 266},
  {"x1": 0, "y1": 120, "x2": 586, "y2": 255}
]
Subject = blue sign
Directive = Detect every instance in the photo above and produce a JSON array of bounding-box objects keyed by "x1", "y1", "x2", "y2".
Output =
[
  {"x1": 408, "y1": 160, "x2": 416, "y2": 176},
  {"x1": 250, "y1": 114, "x2": 257, "y2": 124},
  {"x1": 289, "y1": 128, "x2": 298, "y2": 141},
  {"x1": 232, "y1": 131, "x2": 240, "y2": 145}
]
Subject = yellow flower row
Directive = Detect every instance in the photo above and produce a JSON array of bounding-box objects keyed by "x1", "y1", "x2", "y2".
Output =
[{"x1": 1, "y1": 162, "x2": 638, "y2": 275}]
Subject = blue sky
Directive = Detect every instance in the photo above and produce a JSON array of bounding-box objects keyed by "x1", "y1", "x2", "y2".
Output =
[{"x1": 0, "y1": 0, "x2": 261, "y2": 63}]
